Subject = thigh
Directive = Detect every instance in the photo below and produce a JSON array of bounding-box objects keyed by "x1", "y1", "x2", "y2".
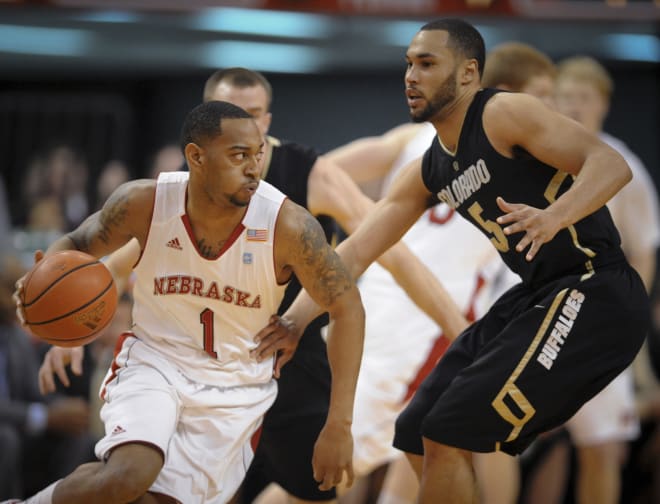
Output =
[
  {"x1": 393, "y1": 303, "x2": 510, "y2": 456},
  {"x1": 154, "y1": 380, "x2": 277, "y2": 504}
]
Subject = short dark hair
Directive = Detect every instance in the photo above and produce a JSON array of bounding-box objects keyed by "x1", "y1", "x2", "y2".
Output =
[
  {"x1": 420, "y1": 19, "x2": 485, "y2": 77},
  {"x1": 180, "y1": 100, "x2": 252, "y2": 152},
  {"x1": 203, "y1": 67, "x2": 273, "y2": 107}
]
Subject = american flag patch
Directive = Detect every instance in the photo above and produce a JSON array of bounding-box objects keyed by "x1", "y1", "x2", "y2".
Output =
[{"x1": 246, "y1": 229, "x2": 268, "y2": 241}]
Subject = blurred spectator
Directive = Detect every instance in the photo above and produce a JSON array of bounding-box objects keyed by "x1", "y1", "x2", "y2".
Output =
[
  {"x1": 0, "y1": 177, "x2": 13, "y2": 255},
  {"x1": 0, "y1": 254, "x2": 95, "y2": 499},
  {"x1": 94, "y1": 159, "x2": 131, "y2": 211},
  {"x1": 148, "y1": 143, "x2": 184, "y2": 179},
  {"x1": 21, "y1": 145, "x2": 90, "y2": 232}
]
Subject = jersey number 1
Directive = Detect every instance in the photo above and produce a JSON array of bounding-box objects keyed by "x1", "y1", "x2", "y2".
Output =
[{"x1": 200, "y1": 308, "x2": 218, "y2": 358}]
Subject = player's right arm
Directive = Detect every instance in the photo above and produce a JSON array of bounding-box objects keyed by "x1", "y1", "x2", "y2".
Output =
[
  {"x1": 15, "y1": 179, "x2": 153, "y2": 315},
  {"x1": 16, "y1": 181, "x2": 154, "y2": 392},
  {"x1": 43, "y1": 179, "x2": 155, "y2": 259}
]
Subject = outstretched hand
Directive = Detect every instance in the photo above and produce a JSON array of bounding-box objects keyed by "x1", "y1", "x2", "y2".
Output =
[
  {"x1": 251, "y1": 315, "x2": 302, "y2": 378},
  {"x1": 496, "y1": 197, "x2": 561, "y2": 262},
  {"x1": 39, "y1": 346, "x2": 85, "y2": 395}
]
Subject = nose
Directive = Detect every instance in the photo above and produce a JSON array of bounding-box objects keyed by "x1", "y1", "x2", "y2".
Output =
[
  {"x1": 245, "y1": 156, "x2": 261, "y2": 177},
  {"x1": 405, "y1": 65, "x2": 418, "y2": 85}
]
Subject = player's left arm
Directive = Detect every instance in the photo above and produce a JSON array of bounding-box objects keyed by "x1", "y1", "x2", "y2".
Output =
[
  {"x1": 274, "y1": 199, "x2": 364, "y2": 491},
  {"x1": 484, "y1": 93, "x2": 632, "y2": 261},
  {"x1": 307, "y1": 156, "x2": 468, "y2": 340}
]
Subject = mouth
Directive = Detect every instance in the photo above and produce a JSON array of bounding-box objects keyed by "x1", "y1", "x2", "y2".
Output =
[
  {"x1": 406, "y1": 88, "x2": 424, "y2": 108},
  {"x1": 243, "y1": 180, "x2": 259, "y2": 193}
]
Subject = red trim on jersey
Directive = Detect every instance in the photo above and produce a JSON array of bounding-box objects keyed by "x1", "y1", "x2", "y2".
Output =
[
  {"x1": 251, "y1": 424, "x2": 263, "y2": 452},
  {"x1": 273, "y1": 197, "x2": 291, "y2": 286},
  {"x1": 133, "y1": 183, "x2": 157, "y2": 270},
  {"x1": 181, "y1": 214, "x2": 246, "y2": 260},
  {"x1": 100, "y1": 331, "x2": 134, "y2": 400},
  {"x1": 401, "y1": 272, "x2": 487, "y2": 403}
]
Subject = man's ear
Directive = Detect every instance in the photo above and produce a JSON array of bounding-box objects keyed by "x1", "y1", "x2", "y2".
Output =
[
  {"x1": 461, "y1": 59, "x2": 479, "y2": 85},
  {"x1": 184, "y1": 142, "x2": 204, "y2": 169}
]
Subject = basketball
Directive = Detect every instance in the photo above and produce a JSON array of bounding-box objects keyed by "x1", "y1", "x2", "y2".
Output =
[{"x1": 22, "y1": 250, "x2": 118, "y2": 347}]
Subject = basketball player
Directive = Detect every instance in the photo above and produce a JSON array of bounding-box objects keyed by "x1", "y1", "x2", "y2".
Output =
[
  {"x1": 36, "y1": 68, "x2": 465, "y2": 504},
  {"x1": 324, "y1": 41, "x2": 557, "y2": 504},
  {"x1": 10, "y1": 101, "x2": 365, "y2": 504},
  {"x1": 252, "y1": 19, "x2": 649, "y2": 503},
  {"x1": 519, "y1": 55, "x2": 660, "y2": 504}
]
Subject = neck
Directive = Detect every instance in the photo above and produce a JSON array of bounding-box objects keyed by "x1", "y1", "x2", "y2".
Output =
[{"x1": 431, "y1": 88, "x2": 479, "y2": 153}]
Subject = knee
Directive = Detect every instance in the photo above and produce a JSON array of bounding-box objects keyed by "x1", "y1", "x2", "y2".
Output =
[
  {"x1": 394, "y1": 409, "x2": 425, "y2": 457},
  {"x1": 98, "y1": 445, "x2": 164, "y2": 501},
  {"x1": 422, "y1": 438, "x2": 471, "y2": 468}
]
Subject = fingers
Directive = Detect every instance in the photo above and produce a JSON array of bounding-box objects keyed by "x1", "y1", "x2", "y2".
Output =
[
  {"x1": 34, "y1": 249, "x2": 44, "y2": 263},
  {"x1": 70, "y1": 346, "x2": 84, "y2": 376},
  {"x1": 272, "y1": 350, "x2": 293, "y2": 379},
  {"x1": 344, "y1": 463, "x2": 355, "y2": 489},
  {"x1": 313, "y1": 464, "x2": 352, "y2": 491},
  {"x1": 250, "y1": 333, "x2": 281, "y2": 362},
  {"x1": 38, "y1": 347, "x2": 81, "y2": 395},
  {"x1": 38, "y1": 358, "x2": 58, "y2": 395}
]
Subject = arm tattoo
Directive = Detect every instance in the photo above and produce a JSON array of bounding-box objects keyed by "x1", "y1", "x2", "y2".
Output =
[
  {"x1": 299, "y1": 216, "x2": 353, "y2": 307},
  {"x1": 67, "y1": 233, "x2": 90, "y2": 253},
  {"x1": 98, "y1": 195, "x2": 130, "y2": 245}
]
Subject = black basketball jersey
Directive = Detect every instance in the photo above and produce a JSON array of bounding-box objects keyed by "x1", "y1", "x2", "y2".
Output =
[
  {"x1": 421, "y1": 88, "x2": 623, "y2": 287},
  {"x1": 264, "y1": 137, "x2": 335, "y2": 349}
]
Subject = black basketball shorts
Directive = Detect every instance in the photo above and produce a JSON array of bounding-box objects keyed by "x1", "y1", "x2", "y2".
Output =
[
  {"x1": 241, "y1": 336, "x2": 335, "y2": 501},
  {"x1": 394, "y1": 263, "x2": 649, "y2": 456}
]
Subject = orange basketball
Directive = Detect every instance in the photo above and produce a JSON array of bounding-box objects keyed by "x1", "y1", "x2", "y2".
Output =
[{"x1": 22, "y1": 250, "x2": 118, "y2": 347}]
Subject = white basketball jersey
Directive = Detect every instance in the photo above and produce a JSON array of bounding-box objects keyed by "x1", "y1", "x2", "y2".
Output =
[{"x1": 131, "y1": 172, "x2": 287, "y2": 387}]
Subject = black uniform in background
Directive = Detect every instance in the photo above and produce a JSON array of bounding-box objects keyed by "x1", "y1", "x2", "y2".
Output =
[{"x1": 240, "y1": 137, "x2": 337, "y2": 502}]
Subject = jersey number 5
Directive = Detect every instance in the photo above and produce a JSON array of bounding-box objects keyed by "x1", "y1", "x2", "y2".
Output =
[{"x1": 468, "y1": 202, "x2": 509, "y2": 252}]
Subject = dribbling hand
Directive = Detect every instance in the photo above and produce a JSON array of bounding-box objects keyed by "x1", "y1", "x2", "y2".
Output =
[{"x1": 13, "y1": 249, "x2": 44, "y2": 325}]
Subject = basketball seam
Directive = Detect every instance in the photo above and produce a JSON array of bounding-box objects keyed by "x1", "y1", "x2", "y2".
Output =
[
  {"x1": 26, "y1": 279, "x2": 115, "y2": 325},
  {"x1": 23, "y1": 260, "x2": 101, "y2": 307}
]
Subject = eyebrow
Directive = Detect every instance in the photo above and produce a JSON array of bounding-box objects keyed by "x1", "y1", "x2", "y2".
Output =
[{"x1": 406, "y1": 51, "x2": 436, "y2": 60}]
